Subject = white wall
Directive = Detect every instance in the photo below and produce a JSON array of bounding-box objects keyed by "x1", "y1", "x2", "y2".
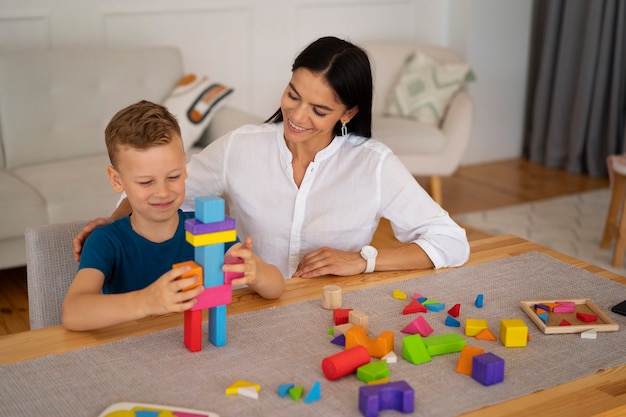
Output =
[{"x1": 0, "y1": 0, "x2": 533, "y2": 165}]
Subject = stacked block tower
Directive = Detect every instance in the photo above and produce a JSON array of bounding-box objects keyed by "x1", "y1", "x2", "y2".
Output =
[{"x1": 178, "y1": 195, "x2": 238, "y2": 352}]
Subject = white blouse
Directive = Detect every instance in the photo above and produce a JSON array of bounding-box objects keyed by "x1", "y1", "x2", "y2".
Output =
[{"x1": 183, "y1": 123, "x2": 469, "y2": 277}]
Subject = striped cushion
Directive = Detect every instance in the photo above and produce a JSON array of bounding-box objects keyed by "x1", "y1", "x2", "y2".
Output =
[{"x1": 163, "y1": 74, "x2": 234, "y2": 150}]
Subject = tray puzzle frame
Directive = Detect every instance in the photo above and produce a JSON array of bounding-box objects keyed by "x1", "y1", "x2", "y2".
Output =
[{"x1": 519, "y1": 298, "x2": 619, "y2": 335}]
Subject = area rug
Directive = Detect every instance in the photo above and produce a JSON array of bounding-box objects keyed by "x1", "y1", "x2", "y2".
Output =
[{"x1": 454, "y1": 188, "x2": 625, "y2": 276}]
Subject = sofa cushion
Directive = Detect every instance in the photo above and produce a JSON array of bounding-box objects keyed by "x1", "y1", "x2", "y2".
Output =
[
  {"x1": 385, "y1": 52, "x2": 474, "y2": 126},
  {"x1": 0, "y1": 171, "x2": 47, "y2": 238},
  {"x1": 372, "y1": 116, "x2": 445, "y2": 155},
  {"x1": 163, "y1": 73, "x2": 234, "y2": 151},
  {"x1": 11, "y1": 155, "x2": 119, "y2": 224},
  {"x1": 0, "y1": 47, "x2": 184, "y2": 170}
]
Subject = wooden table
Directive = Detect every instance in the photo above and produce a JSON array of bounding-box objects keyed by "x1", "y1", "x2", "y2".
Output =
[{"x1": 1, "y1": 235, "x2": 625, "y2": 416}]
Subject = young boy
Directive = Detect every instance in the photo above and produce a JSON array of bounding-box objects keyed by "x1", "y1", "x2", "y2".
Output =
[{"x1": 62, "y1": 100, "x2": 284, "y2": 331}]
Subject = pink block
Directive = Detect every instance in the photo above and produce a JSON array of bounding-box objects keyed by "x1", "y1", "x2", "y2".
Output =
[
  {"x1": 191, "y1": 284, "x2": 232, "y2": 311},
  {"x1": 224, "y1": 255, "x2": 244, "y2": 284},
  {"x1": 401, "y1": 316, "x2": 433, "y2": 336},
  {"x1": 553, "y1": 305, "x2": 574, "y2": 313}
]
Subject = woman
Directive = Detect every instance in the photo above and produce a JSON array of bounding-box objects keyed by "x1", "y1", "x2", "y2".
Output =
[{"x1": 74, "y1": 36, "x2": 469, "y2": 279}]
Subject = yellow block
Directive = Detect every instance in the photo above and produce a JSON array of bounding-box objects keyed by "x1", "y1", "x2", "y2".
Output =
[
  {"x1": 225, "y1": 380, "x2": 261, "y2": 395},
  {"x1": 465, "y1": 318, "x2": 488, "y2": 337},
  {"x1": 499, "y1": 318, "x2": 528, "y2": 347},
  {"x1": 185, "y1": 229, "x2": 236, "y2": 246}
]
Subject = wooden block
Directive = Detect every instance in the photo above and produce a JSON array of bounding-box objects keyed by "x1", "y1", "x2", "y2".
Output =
[
  {"x1": 321, "y1": 345, "x2": 370, "y2": 380},
  {"x1": 475, "y1": 328, "x2": 497, "y2": 341},
  {"x1": 402, "y1": 334, "x2": 432, "y2": 365},
  {"x1": 194, "y1": 244, "x2": 225, "y2": 287},
  {"x1": 359, "y1": 380, "x2": 414, "y2": 416},
  {"x1": 381, "y1": 351, "x2": 397, "y2": 364},
  {"x1": 345, "y1": 325, "x2": 394, "y2": 358},
  {"x1": 303, "y1": 380, "x2": 321, "y2": 403},
  {"x1": 499, "y1": 319, "x2": 528, "y2": 347},
  {"x1": 445, "y1": 315, "x2": 461, "y2": 327},
  {"x1": 333, "y1": 308, "x2": 353, "y2": 325},
  {"x1": 185, "y1": 216, "x2": 235, "y2": 235},
  {"x1": 448, "y1": 303, "x2": 461, "y2": 317},
  {"x1": 288, "y1": 386, "x2": 304, "y2": 402},
  {"x1": 322, "y1": 285, "x2": 342, "y2": 309},
  {"x1": 455, "y1": 345, "x2": 486, "y2": 375},
  {"x1": 581, "y1": 329, "x2": 597, "y2": 339},
  {"x1": 208, "y1": 305, "x2": 227, "y2": 347},
  {"x1": 184, "y1": 309, "x2": 203, "y2": 352},
  {"x1": 349, "y1": 309, "x2": 369, "y2": 332},
  {"x1": 223, "y1": 255, "x2": 244, "y2": 284},
  {"x1": 186, "y1": 229, "x2": 237, "y2": 247},
  {"x1": 237, "y1": 386, "x2": 259, "y2": 399},
  {"x1": 191, "y1": 284, "x2": 232, "y2": 311},
  {"x1": 357, "y1": 360, "x2": 389, "y2": 383},
  {"x1": 195, "y1": 195, "x2": 225, "y2": 223},
  {"x1": 475, "y1": 293, "x2": 484, "y2": 308},
  {"x1": 423, "y1": 333, "x2": 466, "y2": 356},
  {"x1": 465, "y1": 318, "x2": 488, "y2": 337},
  {"x1": 401, "y1": 316, "x2": 433, "y2": 336},
  {"x1": 226, "y1": 380, "x2": 260, "y2": 395},
  {"x1": 425, "y1": 302, "x2": 446, "y2": 312},
  {"x1": 333, "y1": 323, "x2": 353, "y2": 336},
  {"x1": 472, "y1": 352, "x2": 505, "y2": 386},
  {"x1": 576, "y1": 312, "x2": 598, "y2": 322},
  {"x1": 277, "y1": 383, "x2": 294, "y2": 397},
  {"x1": 172, "y1": 260, "x2": 203, "y2": 291},
  {"x1": 392, "y1": 289, "x2": 407, "y2": 300},
  {"x1": 559, "y1": 319, "x2": 571, "y2": 326},
  {"x1": 402, "y1": 300, "x2": 427, "y2": 314}
]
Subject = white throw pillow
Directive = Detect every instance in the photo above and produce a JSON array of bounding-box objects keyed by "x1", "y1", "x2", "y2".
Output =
[
  {"x1": 385, "y1": 52, "x2": 475, "y2": 126},
  {"x1": 163, "y1": 74, "x2": 234, "y2": 150}
]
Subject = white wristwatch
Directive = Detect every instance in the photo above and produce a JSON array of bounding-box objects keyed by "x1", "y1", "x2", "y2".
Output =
[{"x1": 360, "y1": 245, "x2": 378, "y2": 273}]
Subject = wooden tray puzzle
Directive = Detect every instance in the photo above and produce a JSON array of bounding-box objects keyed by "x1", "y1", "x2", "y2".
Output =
[{"x1": 519, "y1": 298, "x2": 619, "y2": 334}]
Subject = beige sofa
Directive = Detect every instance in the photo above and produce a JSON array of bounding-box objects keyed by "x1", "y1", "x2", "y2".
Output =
[{"x1": 0, "y1": 46, "x2": 258, "y2": 271}]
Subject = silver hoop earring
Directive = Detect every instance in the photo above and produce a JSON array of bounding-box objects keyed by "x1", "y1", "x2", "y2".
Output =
[{"x1": 341, "y1": 121, "x2": 348, "y2": 136}]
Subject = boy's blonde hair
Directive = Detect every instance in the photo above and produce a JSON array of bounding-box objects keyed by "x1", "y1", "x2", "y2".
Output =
[{"x1": 105, "y1": 100, "x2": 182, "y2": 168}]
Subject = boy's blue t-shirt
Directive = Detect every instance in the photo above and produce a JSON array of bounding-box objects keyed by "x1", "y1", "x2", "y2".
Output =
[{"x1": 79, "y1": 209, "x2": 233, "y2": 294}]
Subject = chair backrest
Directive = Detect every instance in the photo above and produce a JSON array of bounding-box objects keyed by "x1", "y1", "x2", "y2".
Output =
[{"x1": 25, "y1": 220, "x2": 87, "y2": 330}]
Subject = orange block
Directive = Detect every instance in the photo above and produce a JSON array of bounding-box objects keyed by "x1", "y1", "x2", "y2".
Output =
[
  {"x1": 173, "y1": 260, "x2": 203, "y2": 291},
  {"x1": 455, "y1": 345, "x2": 486, "y2": 375},
  {"x1": 475, "y1": 328, "x2": 497, "y2": 341},
  {"x1": 345, "y1": 325, "x2": 394, "y2": 359}
]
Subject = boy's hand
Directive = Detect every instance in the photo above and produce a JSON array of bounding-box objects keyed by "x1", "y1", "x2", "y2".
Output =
[
  {"x1": 137, "y1": 265, "x2": 204, "y2": 316},
  {"x1": 223, "y1": 237, "x2": 258, "y2": 287}
]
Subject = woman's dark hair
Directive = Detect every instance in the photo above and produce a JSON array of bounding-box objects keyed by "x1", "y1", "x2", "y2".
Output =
[{"x1": 265, "y1": 36, "x2": 373, "y2": 138}]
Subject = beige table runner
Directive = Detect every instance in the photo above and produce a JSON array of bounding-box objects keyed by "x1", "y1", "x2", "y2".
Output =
[{"x1": 2, "y1": 252, "x2": 626, "y2": 417}]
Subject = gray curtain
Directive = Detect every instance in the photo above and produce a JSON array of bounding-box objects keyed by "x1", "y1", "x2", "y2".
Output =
[{"x1": 524, "y1": 0, "x2": 626, "y2": 177}]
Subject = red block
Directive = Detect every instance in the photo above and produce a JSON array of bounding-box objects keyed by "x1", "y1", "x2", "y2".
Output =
[
  {"x1": 576, "y1": 312, "x2": 598, "y2": 322},
  {"x1": 447, "y1": 303, "x2": 461, "y2": 317},
  {"x1": 403, "y1": 300, "x2": 427, "y2": 314},
  {"x1": 333, "y1": 308, "x2": 353, "y2": 325},
  {"x1": 321, "y1": 345, "x2": 370, "y2": 380},
  {"x1": 184, "y1": 309, "x2": 203, "y2": 352}
]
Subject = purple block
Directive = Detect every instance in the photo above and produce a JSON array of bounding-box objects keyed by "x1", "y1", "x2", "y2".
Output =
[
  {"x1": 185, "y1": 216, "x2": 236, "y2": 235},
  {"x1": 472, "y1": 352, "x2": 505, "y2": 386},
  {"x1": 358, "y1": 380, "x2": 414, "y2": 417}
]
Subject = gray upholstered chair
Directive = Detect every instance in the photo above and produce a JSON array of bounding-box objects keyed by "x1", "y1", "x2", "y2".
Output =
[{"x1": 25, "y1": 220, "x2": 86, "y2": 329}]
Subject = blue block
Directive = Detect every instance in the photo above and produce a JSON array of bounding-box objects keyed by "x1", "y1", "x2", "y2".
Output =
[
  {"x1": 195, "y1": 195, "x2": 225, "y2": 224},
  {"x1": 472, "y1": 352, "x2": 505, "y2": 386},
  {"x1": 195, "y1": 244, "x2": 224, "y2": 287},
  {"x1": 278, "y1": 383, "x2": 295, "y2": 397},
  {"x1": 445, "y1": 315, "x2": 461, "y2": 327},
  {"x1": 475, "y1": 293, "x2": 484, "y2": 308},
  {"x1": 425, "y1": 303, "x2": 445, "y2": 312},
  {"x1": 304, "y1": 380, "x2": 321, "y2": 403},
  {"x1": 208, "y1": 305, "x2": 227, "y2": 346},
  {"x1": 359, "y1": 380, "x2": 414, "y2": 417}
]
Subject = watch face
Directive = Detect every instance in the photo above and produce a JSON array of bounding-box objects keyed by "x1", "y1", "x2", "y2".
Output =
[{"x1": 362, "y1": 246, "x2": 377, "y2": 258}]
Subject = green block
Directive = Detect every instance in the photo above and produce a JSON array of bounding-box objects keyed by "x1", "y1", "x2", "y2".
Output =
[
  {"x1": 423, "y1": 333, "x2": 466, "y2": 356},
  {"x1": 402, "y1": 334, "x2": 432, "y2": 365},
  {"x1": 288, "y1": 385, "x2": 304, "y2": 401},
  {"x1": 356, "y1": 360, "x2": 389, "y2": 383}
]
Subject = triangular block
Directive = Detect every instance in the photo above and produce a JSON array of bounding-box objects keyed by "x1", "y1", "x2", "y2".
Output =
[
  {"x1": 447, "y1": 303, "x2": 461, "y2": 317},
  {"x1": 330, "y1": 334, "x2": 346, "y2": 346},
  {"x1": 278, "y1": 383, "x2": 294, "y2": 397},
  {"x1": 288, "y1": 386, "x2": 304, "y2": 401},
  {"x1": 392, "y1": 289, "x2": 408, "y2": 300},
  {"x1": 475, "y1": 328, "x2": 496, "y2": 341},
  {"x1": 226, "y1": 380, "x2": 261, "y2": 395},
  {"x1": 303, "y1": 380, "x2": 321, "y2": 403},
  {"x1": 401, "y1": 316, "x2": 433, "y2": 336},
  {"x1": 445, "y1": 315, "x2": 461, "y2": 327},
  {"x1": 559, "y1": 319, "x2": 571, "y2": 326},
  {"x1": 402, "y1": 299, "x2": 427, "y2": 314}
]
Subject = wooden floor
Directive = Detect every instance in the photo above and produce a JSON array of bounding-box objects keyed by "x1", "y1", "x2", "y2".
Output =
[{"x1": 0, "y1": 158, "x2": 610, "y2": 336}]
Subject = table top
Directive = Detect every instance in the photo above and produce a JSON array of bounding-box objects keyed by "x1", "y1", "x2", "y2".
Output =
[{"x1": 2, "y1": 234, "x2": 625, "y2": 416}]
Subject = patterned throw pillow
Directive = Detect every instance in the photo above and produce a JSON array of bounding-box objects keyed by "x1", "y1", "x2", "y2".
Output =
[
  {"x1": 163, "y1": 74, "x2": 234, "y2": 150},
  {"x1": 385, "y1": 52, "x2": 475, "y2": 126}
]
